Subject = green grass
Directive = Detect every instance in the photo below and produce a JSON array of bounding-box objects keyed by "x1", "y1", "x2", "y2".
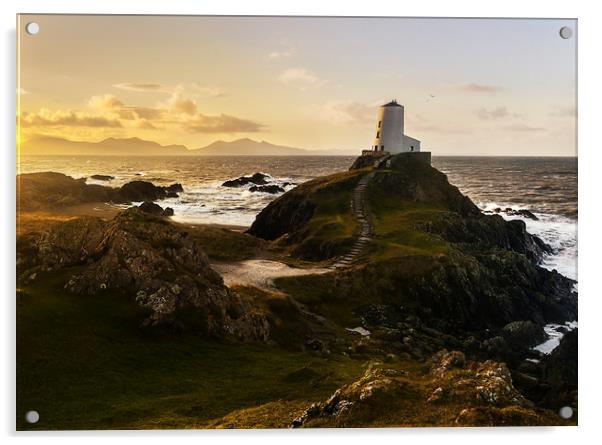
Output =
[
  {"x1": 178, "y1": 224, "x2": 267, "y2": 262},
  {"x1": 287, "y1": 171, "x2": 361, "y2": 261},
  {"x1": 16, "y1": 271, "x2": 364, "y2": 430},
  {"x1": 366, "y1": 179, "x2": 451, "y2": 261}
]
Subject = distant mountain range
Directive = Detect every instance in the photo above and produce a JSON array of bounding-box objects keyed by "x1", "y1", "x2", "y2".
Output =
[{"x1": 20, "y1": 135, "x2": 356, "y2": 156}]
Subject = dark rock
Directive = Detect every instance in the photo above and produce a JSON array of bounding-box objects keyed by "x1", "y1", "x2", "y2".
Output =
[
  {"x1": 222, "y1": 172, "x2": 270, "y2": 187},
  {"x1": 166, "y1": 183, "x2": 184, "y2": 193},
  {"x1": 506, "y1": 209, "x2": 539, "y2": 220},
  {"x1": 540, "y1": 329, "x2": 578, "y2": 408},
  {"x1": 17, "y1": 172, "x2": 114, "y2": 211},
  {"x1": 138, "y1": 201, "x2": 166, "y2": 216},
  {"x1": 90, "y1": 174, "x2": 115, "y2": 181},
  {"x1": 16, "y1": 172, "x2": 183, "y2": 210},
  {"x1": 249, "y1": 185, "x2": 285, "y2": 194},
  {"x1": 16, "y1": 209, "x2": 269, "y2": 342},
  {"x1": 116, "y1": 181, "x2": 183, "y2": 202},
  {"x1": 137, "y1": 201, "x2": 174, "y2": 217},
  {"x1": 502, "y1": 321, "x2": 546, "y2": 348}
]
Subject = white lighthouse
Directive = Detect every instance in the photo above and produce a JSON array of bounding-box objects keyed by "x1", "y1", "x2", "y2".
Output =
[{"x1": 371, "y1": 100, "x2": 420, "y2": 154}]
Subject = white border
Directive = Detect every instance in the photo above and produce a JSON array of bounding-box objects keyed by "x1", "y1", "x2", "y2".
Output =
[{"x1": 2, "y1": 1, "x2": 601, "y2": 443}]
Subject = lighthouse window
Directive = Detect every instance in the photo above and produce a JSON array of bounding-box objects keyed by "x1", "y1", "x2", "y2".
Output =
[
  {"x1": 376, "y1": 131, "x2": 380, "y2": 138},
  {"x1": 378, "y1": 121, "x2": 381, "y2": 128}
]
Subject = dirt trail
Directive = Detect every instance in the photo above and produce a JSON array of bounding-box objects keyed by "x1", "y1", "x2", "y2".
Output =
[{"x1": 212, "y1": 259, "x2": 329, "y2": 291}]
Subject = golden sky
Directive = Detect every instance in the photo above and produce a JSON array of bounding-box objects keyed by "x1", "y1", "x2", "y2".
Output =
[{"x1": 17, "y1": 15, "x2": 577, "y2": 155}]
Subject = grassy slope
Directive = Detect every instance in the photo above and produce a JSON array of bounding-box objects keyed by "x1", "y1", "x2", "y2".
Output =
[
  {"x1": 16, "y1": 270, "x2": 363, "y2": 430},
  {"x1": 367, "y1": 171, "x2": 452, "y2": 260}
]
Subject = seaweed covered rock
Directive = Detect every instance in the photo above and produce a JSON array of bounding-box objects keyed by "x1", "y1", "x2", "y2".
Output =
[{"x1": 17, "y1": 208, "x2": 269, "y2": 342}]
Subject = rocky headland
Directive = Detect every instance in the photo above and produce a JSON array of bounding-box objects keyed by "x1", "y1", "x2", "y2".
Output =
[
  {"x1": 17, "y1": 171, "x2": 183, "y2": 211},
  {"x1": 16, "y1": 155, "x2": 577, "y2": 429}
]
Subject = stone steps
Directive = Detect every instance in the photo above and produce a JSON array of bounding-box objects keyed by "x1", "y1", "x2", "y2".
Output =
[{"x1": 328, "y1": 171, "x2": 376, "y2": 270}]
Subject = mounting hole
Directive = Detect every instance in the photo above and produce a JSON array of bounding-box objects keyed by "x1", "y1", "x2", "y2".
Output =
[
  {"x1": 559, "y1": 26, "x2": 573, "y2": 39},
  {"x1": 25, "y1": 22, "x2": 39, "y2": 35},
  {"x1": 559, "y1": 406, "x2": 573, "y2": 419},
  {"x1": 25, "y1": 410, "x2": 39, "y2": 424}
]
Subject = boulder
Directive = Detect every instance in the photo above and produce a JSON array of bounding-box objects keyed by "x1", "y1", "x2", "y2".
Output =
[
  {"x1": 502, "y1": 321, "x2": 546, "y2": 348},
  {"x1": 137, "y1": 201, "x2": 174, "y2": 217}
]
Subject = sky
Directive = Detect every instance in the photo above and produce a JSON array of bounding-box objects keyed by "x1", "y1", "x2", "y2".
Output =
[{"x1": 17, "y1": 15, "x2": 577, "y2": 156}]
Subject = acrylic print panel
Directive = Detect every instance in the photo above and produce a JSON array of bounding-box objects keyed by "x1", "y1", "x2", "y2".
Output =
[{"x1": 16, "y1": 15, "x2": 577, "y2": 430}]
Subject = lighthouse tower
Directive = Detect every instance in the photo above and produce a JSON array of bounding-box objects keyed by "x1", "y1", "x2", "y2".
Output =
[{"x1": 371, "y1": 100, "x2": 420, "y2": 154}]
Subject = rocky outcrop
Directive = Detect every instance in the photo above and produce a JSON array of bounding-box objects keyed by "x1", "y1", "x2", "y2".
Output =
[
  {"x1": 90, "y1": 174, "x2": 115, "y2": 181},
  {"x1": 116, "y1": 181, "x2": 183, "y2": 202},
  {"x1": 17, "y1": 172, "x2": 184, "y2": 210},
  {"x1": 17, "y1": 172, "x2": 114, "y2": 210},
  {"x1": 291, "y1": 365, "x2": 409, "y2": 427},
  {"x1": 487, "y1": 207, "x2": 539, "y2": 221},
  {"x1": 292, "y1": 353, "x2": 535, "y2": 427},
  {"x1": 17, "y1": 208, "x2": 269, "y2": 342},
  {"x1": 248, "y1": 170, "x2": 360, "y2": 241},
  {"x1": 222, "y1": 173, "x2": 270, "y2": 187},
  {"x1": 428, "y1": 350, "x2": 530, "y2": 408},
  {"x1": 249, "y1": 184, "x2": 285, "y2": 194}
]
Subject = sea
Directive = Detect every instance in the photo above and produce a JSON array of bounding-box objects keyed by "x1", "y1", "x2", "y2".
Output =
[{"x1": 18, "y1": 155, "x2": 577, "y2": 282}]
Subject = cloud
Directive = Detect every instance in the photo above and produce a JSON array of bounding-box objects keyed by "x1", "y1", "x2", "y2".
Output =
[
  {"x1": 113, "y1": 82, "x2": 170, "y2": 92},
  {"x1": 279, "y1": 68, "x2": 325, "y2": 90},
  {"x1": 549, "y1": 106, "x2": 576, "y2": 118},
  {"x1": 183, "y1": 114, "x2": 265, "y2": 133},
  {"x1": 313, "y1": 100, "x2": 375, "y2": 126},
  {"x1": 190, "y1": 84, "x2": 227, "y2": 98},
  {"x1": 21, "y1": 91, "x2": 264, "y2": 135},
  {"x1": 20, "y1": 109, "x2": 122, "y2": 128},
  {"x1": 503, "y1": 124, "x2": 546, "y2": 132},
  {"x1": 442, "y1": 83, "x2": 502, "y2": 94},
  {"x1": 88, "y1": 94, "x2": 124, "y2": 109},
  {"x1": 166, "y1": 92, "x2": 198, "y2": 115},
  {"x1": 268, "y1": 50, "x2": 293, "y2": 59},
  {"x1": 477, "y1": 106, "x2": 521, "y2": 120}
]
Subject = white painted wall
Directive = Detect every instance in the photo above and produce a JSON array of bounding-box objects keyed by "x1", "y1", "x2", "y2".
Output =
[
  {"x1": 371, "y1": 101, "x2": 421, "y2": 154},
  {"x1": 372, "y1": 104, "x2": 405, "y2": 153},
  {"x1": 403, "y1": 135, "x2": 421, "y2": 152}
]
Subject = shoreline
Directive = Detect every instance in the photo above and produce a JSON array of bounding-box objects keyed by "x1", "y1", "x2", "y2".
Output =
[{"x1": 17, "y1": 202, "x2": 251, "y2": 235}]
